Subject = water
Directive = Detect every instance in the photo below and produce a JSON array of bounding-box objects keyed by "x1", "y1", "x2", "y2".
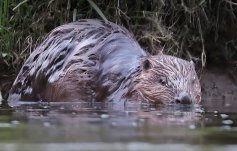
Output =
[{"x1": 0, "y1": 100, "x2": 237, "y2": 151}]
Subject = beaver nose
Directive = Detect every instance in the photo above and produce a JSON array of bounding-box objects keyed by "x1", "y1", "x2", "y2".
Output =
[{"x1": 175, "y1": 92, "x2": 192, "y2": 104}]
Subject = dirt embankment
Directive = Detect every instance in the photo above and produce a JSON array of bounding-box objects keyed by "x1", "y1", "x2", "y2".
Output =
[
  {"x1": 0, "y1": 61, "x2": 16, "y2": 100},
  {"x1": 201, "y1": 68, "x2": 237, "y2": 113}
]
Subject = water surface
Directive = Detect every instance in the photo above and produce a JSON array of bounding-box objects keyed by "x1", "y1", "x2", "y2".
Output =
[{"x1": 0, "y1": 100, "x2": 237, "y2": 151}]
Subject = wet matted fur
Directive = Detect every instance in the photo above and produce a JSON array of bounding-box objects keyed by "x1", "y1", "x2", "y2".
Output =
[{"x1": 8, "y1": 19, "x2": 201, "y2": 105}]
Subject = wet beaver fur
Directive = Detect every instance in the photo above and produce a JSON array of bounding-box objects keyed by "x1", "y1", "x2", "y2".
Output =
[{"x1": 8, "y1": 19, "x2": 201, "y2": 105}]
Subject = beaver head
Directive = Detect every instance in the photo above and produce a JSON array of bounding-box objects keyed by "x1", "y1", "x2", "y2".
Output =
[{"x1": 128, "y1": 54, "x2": 201, "y2": 105}]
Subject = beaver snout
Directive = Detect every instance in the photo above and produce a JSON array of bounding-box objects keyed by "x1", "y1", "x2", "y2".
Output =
[{"x1": 174, "y1": 91, "x2": 192, "y2": 104}]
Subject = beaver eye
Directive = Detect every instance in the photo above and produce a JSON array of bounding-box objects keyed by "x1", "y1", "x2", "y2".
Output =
[
  {"x1": 158, "y1": 78, "x2": 167, "y2": 86},
  {"x1": 143, "y1": 59, "x2": 151, "y2": 70}
]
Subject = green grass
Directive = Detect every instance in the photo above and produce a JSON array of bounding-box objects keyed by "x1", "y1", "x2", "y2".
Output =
[{"x1": 1, "y1": 0, "x2": 237, "y2": 69}]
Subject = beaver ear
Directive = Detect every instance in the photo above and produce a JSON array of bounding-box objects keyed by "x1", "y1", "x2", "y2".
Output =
[
  {"x1": 142, "y1": 59, "x2": 152, "y2": 70},
  {"x1": 190, "y1": 60, "x2": 196, "y2": 68}
]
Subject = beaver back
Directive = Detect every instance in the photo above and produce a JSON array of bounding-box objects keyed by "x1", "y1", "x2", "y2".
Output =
[{"x1": 8, "y1": 19, "x2": 147, "y2": 102}]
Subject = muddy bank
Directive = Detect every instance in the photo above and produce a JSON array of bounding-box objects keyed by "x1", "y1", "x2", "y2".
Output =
[
  {"x1": 201, "y1": 68, "x2": 237, "y2": 113},
  {"x1": 0, "y1": 62, "x2": 16, "y2": 100}
]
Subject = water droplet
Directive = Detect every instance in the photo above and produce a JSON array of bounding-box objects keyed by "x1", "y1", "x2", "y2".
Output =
[
  {"x1": 150, "y1": 108, "x2": 156, "y2": 111},
  {"x1": 220, "y1": 114, "x2": 229, "y2": 119},
  {"x1": 101, "y1": 114, "x2": 109, "y2": 119},
  {"x1": 222, "y1": 125, "x2": 232, "y2": 130},
  {"x1": 188, "y1": 124, "x2": 196, "y2": 129},
  {"x1": 11, "y1": 120, "x2": 20, "y2": 125},
  {"x1": 43, "y1": 122, "x2": 51, "y2": 127},
  {"x1": 132, "y1": 121, "x2": 138, "y2": 127},
  {"x1": 93, "y1": 106, "x2": 101, "y2": 110},
  {"x1": 156, "y1": 112, "x2": 162, "y2": 116},
  {"x1": 222, "y1": 120, "x2": 233, "y2": 125},
  {"x1": 174, "y1": 111, "x2": 183, "y2": 116},
  {"x1": 138, "y1": 118, "x2": 146, "y2": 123},
  {"x1": 111, "y1": 122, "x2": 117, "y2": 127},
  {"x1": 168, "y1": 118, "x2": 176, "y2": 122},
  {"x1": 225, "y1": 103, "x2": 231, "y2": 107},
  {"x1": 43, "y1": 106, "x2": 49, "y2": 109},
  {"x1": 195, "y1": 108, "x2": 204, "y2": 113},
  {"x1": 213, "y1": 110, "x2": 218, "y2": 114},
  {"x1": 194, "y1": 104, "x2": 201, "y2": 108}
]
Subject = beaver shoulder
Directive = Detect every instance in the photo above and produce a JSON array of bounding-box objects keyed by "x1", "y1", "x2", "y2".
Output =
[{"x1": 8, "y1": 19, "x2": 201, "y2": 105}]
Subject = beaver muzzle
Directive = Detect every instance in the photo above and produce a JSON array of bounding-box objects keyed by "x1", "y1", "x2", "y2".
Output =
[{"x1": 174, "y1": 91, "x2": 192, "y2": 104}]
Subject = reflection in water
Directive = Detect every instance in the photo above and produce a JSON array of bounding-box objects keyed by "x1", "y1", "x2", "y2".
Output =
[{"x1": 0, "y1": 101, "x2": 237, "y2": 151}]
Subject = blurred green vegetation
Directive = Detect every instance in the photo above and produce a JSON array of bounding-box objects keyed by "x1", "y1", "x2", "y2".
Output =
[{"x1": 0, "y1": 0, "x2": 237, "y2": 96}]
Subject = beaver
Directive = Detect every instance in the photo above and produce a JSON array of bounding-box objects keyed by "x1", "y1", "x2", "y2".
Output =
[{"x1": 8, "y1": 19, "x2": 201, "y2": 106}]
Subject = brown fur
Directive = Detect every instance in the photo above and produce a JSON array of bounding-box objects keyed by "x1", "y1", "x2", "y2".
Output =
[{"x1": 8, "y1": 19, "x2": 201, "y2": 105}]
